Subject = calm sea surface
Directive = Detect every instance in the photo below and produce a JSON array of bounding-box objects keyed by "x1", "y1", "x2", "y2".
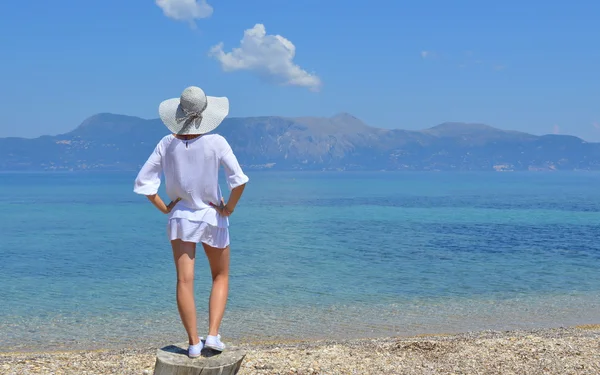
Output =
[{"x1": 0, "y1": 171, "x2": 599, "y2": 351}]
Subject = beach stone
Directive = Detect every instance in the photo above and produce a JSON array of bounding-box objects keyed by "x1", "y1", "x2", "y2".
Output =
[{"x1": 153, "y1": 342, "x2": 246, "y2": 375}]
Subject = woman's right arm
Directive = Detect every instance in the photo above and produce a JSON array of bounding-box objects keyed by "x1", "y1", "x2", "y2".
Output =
[
  {"x1": 218, "y1": 137, "x2": 249, "y2": 214},
  {"x1": 224, "y1": 184, "x2": 246, "y2": 214}
]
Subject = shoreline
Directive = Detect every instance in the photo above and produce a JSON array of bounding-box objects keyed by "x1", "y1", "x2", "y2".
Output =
[
  {"x1": 1, "y1": 324, "x2": 598, "y2": 374},
  {"x1": 3, "y1": 292, "x2": 599, "y2": 354}
]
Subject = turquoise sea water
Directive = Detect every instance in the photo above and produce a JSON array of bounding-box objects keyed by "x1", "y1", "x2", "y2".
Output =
[{"x1": 0, "y1": 171, "x2": 599, "y2": 351}]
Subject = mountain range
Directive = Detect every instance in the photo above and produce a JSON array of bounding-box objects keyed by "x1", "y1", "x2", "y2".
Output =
[{"x1": 1, "y1": 113, "x2": 599, "y2": 171}]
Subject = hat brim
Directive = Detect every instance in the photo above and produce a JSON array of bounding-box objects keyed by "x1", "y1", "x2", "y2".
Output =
[{"x1": 158, "y1": 96, "x2": 229, "y2": 135}]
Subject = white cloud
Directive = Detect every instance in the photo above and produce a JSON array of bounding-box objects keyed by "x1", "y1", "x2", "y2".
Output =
[
  {"x1": 421, "y1": 50, "x2": 434, "y2": 59},
  {"x1": 209, "y1": 24, "x2": 322, "y2": 91},
  {"x1": 553, "y1": 125, "x2": 560, "y2": 134},
  {"x1": 155, "y1": 0, "x2": 213, "y2": 24}
]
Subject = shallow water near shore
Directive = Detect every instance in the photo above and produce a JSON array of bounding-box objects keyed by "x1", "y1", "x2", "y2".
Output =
[{"x1": 1, "y1": 171, "x2": 599, "y2": 351}]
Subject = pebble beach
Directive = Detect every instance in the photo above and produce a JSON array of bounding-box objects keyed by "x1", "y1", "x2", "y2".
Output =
[{"x1": 1, "y1": 325, "x2": 598, "y2": 375}]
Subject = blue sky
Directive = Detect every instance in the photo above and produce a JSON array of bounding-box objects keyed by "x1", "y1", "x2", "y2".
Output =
[{"x1": 1, "y1": 0, "x2": 599, "y2": 140}]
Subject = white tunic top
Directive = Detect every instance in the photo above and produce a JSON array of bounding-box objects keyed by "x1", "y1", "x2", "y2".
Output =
[{"x1": 133, "y1": 134, "x2": 249, "y2": 228}]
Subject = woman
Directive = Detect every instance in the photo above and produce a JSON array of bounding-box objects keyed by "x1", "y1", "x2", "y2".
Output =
[{"x1": 133, "y1": 86, "x2": 249, "y2": 358}]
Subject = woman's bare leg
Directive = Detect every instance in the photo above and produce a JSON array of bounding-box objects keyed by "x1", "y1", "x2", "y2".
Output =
[
  {"x1": 171, "y1": 239, "x2": 200, "y2": 345},
  {"x1": 202, "y1": 243, "x2": 230, "y2": 336}
]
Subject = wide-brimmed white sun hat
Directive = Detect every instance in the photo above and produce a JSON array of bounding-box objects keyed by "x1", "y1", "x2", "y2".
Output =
[{"x1": 158, "y1": 86, "x2": 229, "y2": 135}]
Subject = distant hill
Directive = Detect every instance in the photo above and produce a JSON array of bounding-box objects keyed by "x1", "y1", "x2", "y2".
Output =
[{"x1": 1, "y1": 113, "x2": 600, "y2": 171}]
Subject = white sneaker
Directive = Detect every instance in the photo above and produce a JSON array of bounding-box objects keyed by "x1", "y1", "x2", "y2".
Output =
[
  {"x1": 188, "y1": 337, "x2": 204, "y2": 358},
  {"x1": 205, "y1": 334, "x2": 226, "y2": 352}
]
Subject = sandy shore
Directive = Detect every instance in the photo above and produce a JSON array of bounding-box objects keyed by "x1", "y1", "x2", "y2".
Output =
[{"x1": 1, "y1": 325, "x2": 598, "y2": 375}]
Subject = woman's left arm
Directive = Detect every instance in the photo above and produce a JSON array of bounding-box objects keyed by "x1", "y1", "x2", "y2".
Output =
[
  {"x1": 146, "y1": 194, "x2": 181, "y2": 214},
  {"x1": 134, "y1": 139, "x2": 179, "y2": 213}
]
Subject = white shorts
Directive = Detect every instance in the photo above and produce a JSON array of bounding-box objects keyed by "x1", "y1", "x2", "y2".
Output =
[{"x1": 167, "y1": 218, "x2": 230, "y2": 248}]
